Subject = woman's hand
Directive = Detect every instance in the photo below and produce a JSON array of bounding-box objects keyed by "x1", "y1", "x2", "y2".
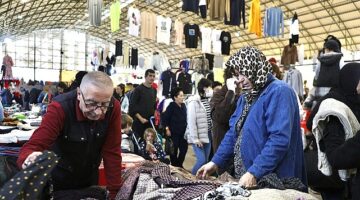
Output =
[{"x1": 196, "y1": 161, "x2": 218, "y2": 179}]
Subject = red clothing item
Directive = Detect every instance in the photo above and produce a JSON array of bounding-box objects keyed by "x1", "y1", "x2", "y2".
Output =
[{"x1": 17, "y1": 99, "x2": 122, "y2": 199}]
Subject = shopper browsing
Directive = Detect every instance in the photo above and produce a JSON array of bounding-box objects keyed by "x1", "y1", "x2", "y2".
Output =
[
  {"x1": 17, "y1": 71, "x2": 122, "y2": 199},
  {"x1": 196, "y1": 46, "x2": 307, "y2": 191}
]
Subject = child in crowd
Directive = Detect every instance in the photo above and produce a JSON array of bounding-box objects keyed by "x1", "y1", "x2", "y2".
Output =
[
  {"x1": 139, "y1": 128, "x2": 169, "y2": 163},
  {"x1": 121, "y1": 114, "x2": 135, "y2": 153}
]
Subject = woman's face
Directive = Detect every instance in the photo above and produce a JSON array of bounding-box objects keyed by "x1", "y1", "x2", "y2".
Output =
[
  {"x1": 237, "y1": 74, "x2": 254, "y2": 90},
  {"x1": 145, "y1": 132, "x2": 155, "y2": 142},
  {"x1": 174, "y1": 91, "x2": 184, "y2": 104},
  {"x1": 115, "y1": 86, "x2": 122, "y2": 94}
]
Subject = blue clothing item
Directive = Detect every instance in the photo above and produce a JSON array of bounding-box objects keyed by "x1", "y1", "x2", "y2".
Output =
[
  {"x1": 162, "y1": 102, "x2": 187, "y2": 136},
  {"x1": 0, "y1": 101, "x2": 4, "y2": 121},
  {"x1": 192, "y1": 143, "x2": 211, "y2": 175},
  {"x1": 212, "y1": 75, "x2": 307, "y2": 186},
  {"x1": 263, "y1": 7, "x2": 284, "y2": 37}
]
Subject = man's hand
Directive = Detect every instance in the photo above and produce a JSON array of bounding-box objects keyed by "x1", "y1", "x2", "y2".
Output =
[
  {"x1": 139, "y1": 116, "x2": 148, "y2": 124},
  {"x1": 196, "y1": 161, "x2": 218, "y2": 179},
  {"x1": 22, "y1": 151, "x2": 43, "y2": 169},
  {"x1": 239, "y1": 172, "x2": 257, "y2": 188}
]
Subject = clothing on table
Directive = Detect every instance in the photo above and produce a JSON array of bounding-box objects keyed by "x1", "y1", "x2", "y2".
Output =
[
  {"x1": 140, "y1": 11, "x2": 157, "y2": 40},
  {"x1": 184, "y1": 23, "x2": 200, "y2": 48},
  {"x1": 263, "y1": 7, "x2": 284, "y2": 37},
  {"x1": 88, "y1": 0, "x2": 102, "y2": 26},
  {"x1": 208, "y1": 0, "x2": 226, "y2": 20},
  {"x1": 248, "y1": 0, "x2": 262, "y2": 37},
  {"x1": 115, "y1": 40, "x2": 122, "y2": 56},
  {"x1": 177, "y1": 72, "x2": 192, "y2": 94},
  {"x1": 211, "y1": 29, "x2": 222, "y2": 55},
  {"x1": 161, "y1": 70, "x2": 177, "y2": 97},
  {"x1": 224, "y1": 0, "x2": 245, "y2": 27},
  {"x1": 156, "y1": 15, "x2": 172, "y2": 45},
  {"x1": 220, "y1": 31, "x2": 231, "y2": 55},
  {"x1": 200, "y1": 26, "x2": 212, "y2": 54},
  {"x1": 182, "y1": 0, "x2": 199, "y2": 14},
  {"x1": 127, "y1": 6, "x2": 141, "y2": 37},
  {"x1": 283, "y1": 68, "x2": 304, "y2": 99},
  {"x1": 130, "y1": 48, "x2": 138, "y2": 67},
  {"x1": 17, "y1": 90, "x2": 122, "y2": 199},
  {"x1": 205, "y1": 53, "x2": 214, "y2": 70},
  {"x1": 214, "y1": 55, "x2": 224, "y2": 68},
  {"x1": 174, "y1": 20, "x2": 184, "y2": 46},
  {"x1": 281, "y1": 44, "x2": 298, "y2": 65},
  {"x1": 110, "y1": 1, "x2": 121, "y2": 32}
]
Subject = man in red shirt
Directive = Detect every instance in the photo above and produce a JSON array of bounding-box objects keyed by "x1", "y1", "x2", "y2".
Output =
[{"x1": 17, "y1": 71, "x2": 122, "y2": 199}]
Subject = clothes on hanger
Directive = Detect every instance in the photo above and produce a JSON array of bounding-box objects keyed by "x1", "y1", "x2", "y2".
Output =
[
  {"x1": 289, "y1": 13, "x2": 299, "y2": 44},
  {"x1": 184, "y1": 23, "x2": 200, "y2": 48},
  {"x1": 160, "y1": 70, "x2": 177, "y2": 97},
  {"x1": 174, "y1": 20, "x2": 184, "y2": 46},
  {"x1": 220, "y1": 31, "x2": 231, "y2": 55},
  {"x1": 224, "y1": 0, "x2": 245, "y2": 27},
  {"x1": 199, "y1": 0, "x2": 207, "y2": 19},
  {"x1": 131, "y1": 48, "x2": 138, "y2": 69},
  {"x1": 263, "y1": 7, "x2": 284, "y2": 37},
  {"x1": 211, "y1": 29, "x2": 222, "y2": 55},
  {"x1": 182, "y1": 0, "x2": 200, "y2": 14},
  {"x1": 127, "y1": 6, "x2": 141, "y2": 37},
  {"x1": 177, "y1": 71, "x2": 192, "y2": 94},
  {"x1": 156, "y1": 15, "x2": 172, "y2": 45},
  {"x1": 208, "y1": 0, "x2": 226, "y2": 20},
  {"x1": 123, "y1": 43, "x2": 130, "y2": 67},
  {"x1": 284, "y1": 68, "x2": 304, "y2": 100},
  {"x1": 214, "y1": 55, "x2": 224, "y2": 68},
  {"x1": 205, "y1": 53, "x2": 214, "y2": 70},
  {"x1": 191, "y1": 71, "x2": 204, "y2": 95},
  {"x1": 191, "y1": 56, "x2": 209, "y2": 73},
  {"x1": 88, "y1": 0, "x2": 102, "y2": 26},
  {"x1": 115, "y1": 40, "x2": 123, "y2": 56},
  {"x1": 248, "y1": 0, "x2": 262, "y2": 37},
  {"x1": 140, "y1": 11, "x2": 157, "y2": 40},
  {"x1": 200, "y1": 26, "x2": 212, "y2": 54},
  {"x1": 281, "y1": 44, "x2": 298, "y2": 65},
  {"x1": 110, "y1": 1, "x2": 121, "y2": 32}
]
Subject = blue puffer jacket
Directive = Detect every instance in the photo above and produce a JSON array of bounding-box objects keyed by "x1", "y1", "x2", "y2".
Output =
[{"x1": 212, "y1": 75, "x2": 307, "y2": 186}]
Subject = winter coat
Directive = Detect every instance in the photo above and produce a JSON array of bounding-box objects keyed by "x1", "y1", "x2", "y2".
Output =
[
  {"x1": 212, "y1": 76, "x2": 307, "y2": 185},
  {"x1": 186, "y1": 95, "x2": 210, "y2": 144},
  {"x1": 316, "y1": 52, "x2": 343, "y2": 87}
]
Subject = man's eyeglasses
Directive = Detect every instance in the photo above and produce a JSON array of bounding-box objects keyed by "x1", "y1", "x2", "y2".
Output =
[{"x1": 79, "y1": 90, "x2": 113, "y2": 111}]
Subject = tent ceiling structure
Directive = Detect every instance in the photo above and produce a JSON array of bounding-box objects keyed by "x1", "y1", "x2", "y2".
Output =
[{"x1": 0, "y1": 0, "x2": 359, "y2": 60}]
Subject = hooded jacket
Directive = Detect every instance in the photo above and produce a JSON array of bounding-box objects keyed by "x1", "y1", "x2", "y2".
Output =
[{"x1": 316, "y1": 52, "x2": 343, "y2": 87}]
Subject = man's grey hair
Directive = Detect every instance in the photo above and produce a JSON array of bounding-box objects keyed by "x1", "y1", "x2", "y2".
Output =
[{"x1": 80, "y1": 71, "x2": 113, "y2": 91}]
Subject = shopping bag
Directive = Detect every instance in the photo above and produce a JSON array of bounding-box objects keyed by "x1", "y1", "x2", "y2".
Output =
[{"x1": 165, "y1": 137, "x2": 174, "y2": 155}]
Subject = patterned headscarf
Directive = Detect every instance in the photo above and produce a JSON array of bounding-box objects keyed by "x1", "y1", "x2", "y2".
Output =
[
  {"x1": 225, "y1": 46, "x2": 273, "y2": 135},
  {"x1": 225, "y1": 46, "x2": 272, "y2": 94}
]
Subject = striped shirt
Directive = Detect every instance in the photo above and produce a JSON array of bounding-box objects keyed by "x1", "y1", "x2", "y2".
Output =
[{"x1": 200, "y1": 98, "x2": 212, "y2": 132}]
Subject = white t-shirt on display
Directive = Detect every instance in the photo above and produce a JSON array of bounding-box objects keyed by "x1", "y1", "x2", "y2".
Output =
[
  {"x1": 156, "y1": 16, "x2": 172, "y2": 45},
  {"x1": 212, "y1": 29, "x2": 222, "y2": 55},
  {"x1": 200, "y1": 26, "x2": 212, "y2": 54},
  {"x1": 127, "y1": 7, "x2": 141, "y2": 36}
]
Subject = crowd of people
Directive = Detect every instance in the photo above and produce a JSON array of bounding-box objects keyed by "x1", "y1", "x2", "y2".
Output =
[{"x1": 1, "y1": 35, "x2": 359, "y2": 200}]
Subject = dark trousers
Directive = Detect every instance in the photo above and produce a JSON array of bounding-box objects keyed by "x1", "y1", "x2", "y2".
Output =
[
  {"x1": 132, "y1": 119, "x2": 151, "y2": 139},
  {"x1": 170, "y1": 135, "x2": 188, "y2": 168}
]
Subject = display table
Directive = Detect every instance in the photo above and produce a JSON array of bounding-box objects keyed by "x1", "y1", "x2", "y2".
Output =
[{"x1": 98, "y1": 153, "x2": 145, "y2": 186}]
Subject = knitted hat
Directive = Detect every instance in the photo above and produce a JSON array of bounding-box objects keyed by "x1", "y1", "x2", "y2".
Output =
[{"x1": 324, "y1": 39, "x2": 340, "y2": 52}]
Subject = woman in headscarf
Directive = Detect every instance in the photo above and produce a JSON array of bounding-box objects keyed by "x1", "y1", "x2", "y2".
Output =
[
  {"x1": 306, "y1": 63, "x2": 360, "y2": 200},
  {"x1": 197, "y1": 46, "x2": 307, "y2": 191}
]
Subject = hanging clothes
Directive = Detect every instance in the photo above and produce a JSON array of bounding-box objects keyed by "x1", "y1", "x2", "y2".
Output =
[
  {"x1": 208, "y1": 0, "x2": 226, "y2": 20},
  {"x1": 263, "y1": 7, "x2": 284, "y2": 37},
  {"x1": 191, "y1": 71, "x2": 204, "y2": 94},
  {"x1": 130, "y1": 48, "x2": 138, "y2": 67},
  {"x1": 184, "y1": 23, "x2": 200, "y2": 48},
  {"x1": 3, "y1": 55, "x2": 14, "y2": 78},
  {"x1": 160, "y1": 70, "x2": 177, "y2": 97},
  {"x1": 191, "y1": 57, "x2": 209, "y2": 73},
  {"x1": 115, "y1": 40, "x2": 122, "y2": 56},
  {"x1": 214, "y1": 55, "x2": 224, "y2": 68},
  {"x1": 127, "y1": 7, "x2": 141, "y2": 37},
  {"x1": 110, "y1": 1, "x2": 121, "y2": 32},
  {"x1": 211, "y1": 29, "x2": 222, "y2": 55},
  {"x1": 199, "y1": 0, "x2": 207, "y2": 19},
  {"x1": 151, "y1": 52, "x2": 161, "y2": 71},
  {"x1": 298, "y1": 44, "x2": 305, "y2": 65},
  {"x1": 140, "y1": 11, "x2": 157, "y2": 40},
  {"x1": 177, "y1": 72, "x2": 192, "y2": 94},
  {"x1": 224, "y1": 0, "x2": 245, "y2": 27},
  {"x1": 220, "y1": 31, "x2": 231, "y2": 55},
  {"x1": 182, "y1": 0, "x2": 199, "y2": 14},
  {"x1": 174, "y1": 20, "x2": 184, "y2": 46},
  {"x1": 156, "y1": 15, "x2": 172, "y2": 45},
  {"x1": 248, "y1": 0, "x2": 262, "y2": 37},
  {"x1": 200, "y1": 26, "x2": 212, "y2": 54},
  {"x1": 123, "y1": 43, "x2": 130, "y2": 67},
  {"x1": 88, "y1": 0, "x2": 102, "y2": 26},
  {"x1": 281, "y1": 44, "x2": 298, "y2": 65},
  {"x1": 205, "y1": 53, "x2": 214, "y2": 70},
  {"x1": 284, "y1": 68, "x2": 304, "y2": 99},
  {"x1": 289, "y1": 14, "x2": 299, "y2": 44}
]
